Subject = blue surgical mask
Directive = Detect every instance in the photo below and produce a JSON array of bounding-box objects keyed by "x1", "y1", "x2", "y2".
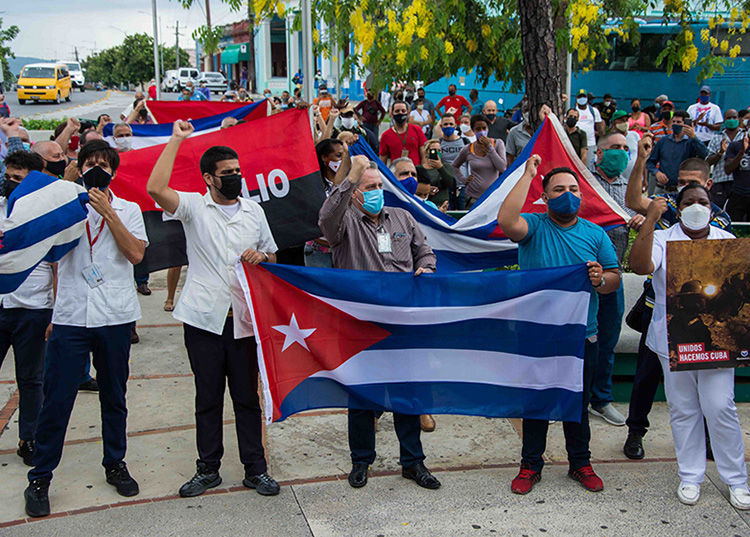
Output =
[
  {"x1": 699, "y1": 95, "x2": 709, "y2": 104},
  {"x1": 359, "y1": 188, "x2": 384, "y2": 214},
  {"x1": 442, "y1": 126, "x2": 456, "y2": 137},
  {"x1": 22, "y1": 142, "x2": 31, "y2": 151},
  {"x1": 547, "y1": 191, "x2": 581, "y2": 216}
]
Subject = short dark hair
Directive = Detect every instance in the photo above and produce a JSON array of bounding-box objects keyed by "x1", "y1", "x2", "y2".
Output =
[
  {"x1": 391, "y1": 100, "x2": 408, "y2": 111},
  {"x1": 603, "y1": 93, "x2": 612, "y2": 99},
  {"x1": 77, "y1": 140, "x2": 120, "y2": 172},
  {"x1": 566, "y1": 108, "x2": 578, "y2": 116},
  {"x1": 542, "y1": 167, "x2": 580, "y2": 191},
  {"x1": 679, "y1": 157, "x2": 710, "y2": 180},
  {"x1": 4, "y1": 150, "x2": 44, "y2": 173},
  {"x1": 470, "y1": 114, "x2": 490, "y2": 129},
  {"x1": 199, "y1": 146, "x2": 239, "y2": 175},
  {"x1": 441, "y1": 113, "x2": 455, "y2": 122},
  {"x1": 674, "y1": 110, "x2": 690, "y2": 120},
  {"x1": 676, "y1": 183, "x2": 710, "y2": 206},
  {"x1": 315, "y1": 138, "x2": 344, "y2": 174},
  {"x1": 739, "y1": 109, "x2": 750, "y2": 119},
  {"x1": 417, "y1": 175, "x2": 431, "y2": 185}
]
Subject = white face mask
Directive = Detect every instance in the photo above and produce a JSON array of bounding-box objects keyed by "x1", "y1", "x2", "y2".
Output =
[
  {"x1": 114, "y1": 136, "x2": 133, "y2": 152},
  {"x1": 679, "y1": 203, "x2": 712, "y2": 231},
  {"x1": 341, "y1": 117, "x2": 356, "y2": 129},
  {"x1": 328, "y1": 160, "x2": 342, "y2": 173},
  {"x1": 577, "y1": 96, "x2": 588, "y2": 107},
  {"x1": 474, "y1": 130, "x2": 488, "y2": 139},
  {"x1": 459, "y1": 124, "x2": 471, "y2": 133}
]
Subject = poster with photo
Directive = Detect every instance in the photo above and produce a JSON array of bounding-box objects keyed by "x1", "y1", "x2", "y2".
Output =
[{"x1": 667, "y1": 237, "x2": 750, "y2": 371}]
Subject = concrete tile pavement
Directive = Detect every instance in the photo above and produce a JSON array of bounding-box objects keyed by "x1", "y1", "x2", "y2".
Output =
[{"x1": 0, "y1": 269, "x2": 749, "y2": 535}]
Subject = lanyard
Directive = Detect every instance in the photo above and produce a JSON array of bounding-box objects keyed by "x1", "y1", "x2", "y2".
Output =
[
  {"x1": 86, "y1": 218, "x2": 106, "y2": 262},
  {"x1": 395, "y1": 127, "x2": 409, "y2": 148}
]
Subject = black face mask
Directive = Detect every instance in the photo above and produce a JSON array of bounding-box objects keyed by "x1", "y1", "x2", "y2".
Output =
[
  {"x1": 3, "y1": 180, "x2": 20, "y2": 198},
  {"x1": 631, "y1": 105, "x2": 641, "y2": 113},
  {"x1": 392, "y1": 113, "x2": 408, "y2": 125},
  {"x1": 486, "y1": 113, "x2": 497, "y2": 122},
  {"x1": 215, "y1": 173, "x2": 243, "y2": 200},
  {"x1": 448, "y1": 89, "x2": 456, "y2": 95},
  {"x1": 82, "y1": 166, "x2": 112, "y2": 190},
  {"x1": 566, "y1": 117, "x2": 578, "y2": 128},
  {"x1": 45, "y1": 158, "x2": 67, "y2": 177}
]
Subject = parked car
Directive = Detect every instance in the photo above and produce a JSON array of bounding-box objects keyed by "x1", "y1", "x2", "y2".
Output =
[
  {"x1": 162, "y1": 70, "x2": 178, "y2": 92},
  {"x1": 17, "y1": 63, "x2": 72, "y2": 104},
  {"x1": 176, "y1": 67, "x2": 200, "y2": 91},
  {"x1": 197, "y1": 71, "x2": 227, "y2": 94},
  {"x1": 63, "y1": 61, "x2": 86, "y2": 91}
]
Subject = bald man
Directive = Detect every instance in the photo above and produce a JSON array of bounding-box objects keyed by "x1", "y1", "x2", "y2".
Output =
[
  {"x1": 31, "y1": 142, "x2": 68, "y2": 178},
  {"x1": 484, "y1": 100, "x2": 514, "y2": 143}
]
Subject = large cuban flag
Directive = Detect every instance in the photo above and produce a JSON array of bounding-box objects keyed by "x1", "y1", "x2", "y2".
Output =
[
  {"x1": 0, "y1": 171, "x2": 89, "y2": 293},
  {"x1": 237, "y1": 261, "x2": 592, "y2": 424},
  {"x1": 349, "y1": 114, "x2": 630, "y2": 272}
]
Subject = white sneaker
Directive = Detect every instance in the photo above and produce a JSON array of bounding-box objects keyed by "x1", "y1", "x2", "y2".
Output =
[
  {"x1": 589, "y1": 404, "x2": 626, "y2": 426},
  {"x1": 730, "y1": 487, "x2": 750, "y2": 510},
  {"x1": 677, "y1": 483, "x2": 700, "y2": 505}
]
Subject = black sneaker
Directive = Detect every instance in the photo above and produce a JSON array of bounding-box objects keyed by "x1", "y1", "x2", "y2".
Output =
[
  {"x1": 78, "y1": 378, "x2": 99, "y2": 392},
  {"x1": 105, "y1": 462, "x2": 140, "y2": 497},
  {"x1": 24, "y1": 478, "x2": 50, "y2": 518},
  {"x1": 17, "y1": 440, "x2": 35, "y2": 467},
  {"x1": 243, "y1": 472, "x2": 280, "y2": 496},
  {"x1": 179, "y1": 462, "x2": 222, "y2": 497}
]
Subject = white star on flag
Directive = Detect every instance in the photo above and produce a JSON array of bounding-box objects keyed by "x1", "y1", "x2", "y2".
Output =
[{"x1": 272, "y1": 313, "x2": 317, "y2": 352}]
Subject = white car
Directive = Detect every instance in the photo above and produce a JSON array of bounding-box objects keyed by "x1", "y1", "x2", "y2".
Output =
[
  {"x1": 197, "y1": 72, "x2": 227, "y2": 94},
  {"x1": 63, "y1": 61, "x2": 86, "y2": 91},
  {"x1": 176, "y1": 67, "x2": 200, "y2": 91},
  {"x1": 162, "y1": 70, "x2": 179, "y2": 92}
]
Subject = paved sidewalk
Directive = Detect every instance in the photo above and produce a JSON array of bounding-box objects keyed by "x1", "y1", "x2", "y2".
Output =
[{"x1": 1, "y1": 269, "x2": 749, "y2": 536}]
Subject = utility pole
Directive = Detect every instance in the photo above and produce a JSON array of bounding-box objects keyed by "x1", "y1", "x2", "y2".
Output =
[
  {"x1": 151, "y1": 0, "x2": 162, "y2": 99},
  {"x1": 247, "y1": 3, "x2": 256, "y2": 94},
  {"x1": 74, "y1": 46, "x2": 79, "y2": 63},
  {"x1": 160, "y1": 16, "x2": 165, "y2": 77},
  {"x1": 168, "y1": 21, "x2": 185, "y2": 70},
  {"x1": 205, "y1": 0, "x2": 214, "y2": 71},
  {"x1": 301, "y1": 0, "x2": 314, "y2": 102}
]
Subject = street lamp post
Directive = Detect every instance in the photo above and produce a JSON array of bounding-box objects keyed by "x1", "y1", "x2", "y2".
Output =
[
  {"x1": 300, "y1": 0, "x2": 314, "y2": 103},
  {"x1": 152, "y1": 0, "x2": 162, "y2": 100}
]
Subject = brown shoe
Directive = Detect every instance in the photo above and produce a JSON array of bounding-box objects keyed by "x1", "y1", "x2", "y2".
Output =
[
  {"x1": 420, "y1": 414, "x2": 436, "y2": 432},
  {"x1": 131, "y1": 326, "x2": 140, "y2": 344}
]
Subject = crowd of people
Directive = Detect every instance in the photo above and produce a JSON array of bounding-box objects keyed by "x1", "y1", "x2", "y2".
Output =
[{"x1": 0, "y1": 78, "x2": 749, "y2": 519}]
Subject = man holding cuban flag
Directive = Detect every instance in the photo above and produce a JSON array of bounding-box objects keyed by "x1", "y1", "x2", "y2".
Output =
[{"x1": 498, "y1": 154, "x2": 620, "y2": 496}]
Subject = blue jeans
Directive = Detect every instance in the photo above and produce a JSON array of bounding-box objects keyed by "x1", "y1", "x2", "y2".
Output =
[
  {"x1": 29, "y1": 323, "x2": 134, "y2": 481},
  {"x1": 521, "y1": 338, "x2": 598, "y2": 472},
  {"x1": 0, "y1": 307, "x2": 52, "y2": 441},
  {"x1": 348, "y1": 410, "x2": 425, "y2": 468},
  {"x1": 591, "y1": 285, "x2": 625, "y2": 408},
  {"x1": 303, "y1": 244, "x2": 333, "y2": 268}
]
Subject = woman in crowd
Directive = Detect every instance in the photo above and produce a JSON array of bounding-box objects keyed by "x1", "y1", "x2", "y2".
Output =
[
  {"x1": 409, "y1": 98, "x2": 433, "y2": 138},
  {"x1": 628, "y1": 98, "x2": 651, "y2": 138},
  {"x1": 628, "y1": 184, "x2": 750, "y2": 510},
  {"x1": 416, "y1": 139, "x2": 454, "y2": 211},
  {"x1": 451, "y1": 114, "x2": 506, "y2": 208},
  {"x1": 459, "y1": 113, "x2": 476, "y2": 142}
]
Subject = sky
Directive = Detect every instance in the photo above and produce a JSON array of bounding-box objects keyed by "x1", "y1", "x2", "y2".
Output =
[{"x1": 3, "y1": 0, "x2": 243, "y2": 61}]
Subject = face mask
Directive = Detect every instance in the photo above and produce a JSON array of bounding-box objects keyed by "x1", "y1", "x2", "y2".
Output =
[
  {"x1": 216, "y1": 173, "x2": 243, "y2": 200},
  {"x1": 459, "y1": 124, "x2": 471, "y2": 134},
  {"x1": 474, "y1": 130, "x2": 488, "y2": 139},
  {"x1": 547, "y1": 191, "x2": 581, "y2": 216},
  {"x1": 417, "y1": 104, "x2": 424, "y2": 111},
  {"x1": 69, "y1": 135, "x2": 80, "y2": 152},
  {"x1": 442, "y1": 126, "x2": 456, "y2": 137},
  {"x1": 631, "y1": 105, "x2": 640, "y2": 113},
  {"x1": 598, "y1": 149, "x2": 629, "y2": 178},
  {"x1": 22, "y1": 142, "x2": 31, "y2": 151},
  {"x1": 486, "y1": 113, "x2": 497, "y2": 122},
  {"x1": 725, "y1": 119, "x2": 740, "y2": 130},
  {"x1": 699, "y1": 95, "x2": 709, "y2": 104},
  {"x1": 576, "y1": 96, "x2": 588, "y2": 106},
  {"x1": 680, "y1": 203, "x2": 712, "y2": 231},
  {"x1": 614, "y1": 122, "x2": 628, "y2": 133},
  {"x1": 663, "y1": 110, "x2": 674, "y2": 121},
  {"x1": 673, "y1": 124, "x2": 684, "y2": 136},
  {"x1": 114, "y1": 136, "x2": 133, "y2": 152},
  {"x1": 45, "y1": 158, "x2": 67, "y2": 177},
  {"x1": 3, "y1": 180, "x2": 20, "y2": 198},
  {"x1": 604, "y1": 100, "x2": 611, "y2": 107},
  {"x1": 565, "y1": 117, "x2": 578, "y2": 128},
  {"x1": 328, "y1": 160, "x2": 341, "y2": 173},
  {"x1": 359, "y1": 188, "x2": 384, "y2": 214},
  {"x1": 264, "y1": 93, "x2": 271, "y2": 98},
  {"x1": 392, "y1": 113, "x2": 408, "y2": 125},
  {"x1": 82, "y1": 166, "x2": 112, "y2": 191},
  {"x1": 341, "y1": 117, "x2": 356, "y2": 129},
  {"x1": 448, "y1": 89, "x2": 456, "y2": 96}
]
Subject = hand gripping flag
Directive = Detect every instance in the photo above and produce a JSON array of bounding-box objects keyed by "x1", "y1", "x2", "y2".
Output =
[
  {"x1": 0, "y1": 171, "x2": 88, "y2": 293},
  {"x1": 145, "y1": 100, "x2": 267, "y2": 124},
  {"x1": 237, "y1": 261, "x2": 592, "y2": 424},
  {"x1": 349, "y1": 114, "x2": 630, "y2": 272},
  {"x1": 111, "y1": 109, "x2": 327, "y2": 277}
]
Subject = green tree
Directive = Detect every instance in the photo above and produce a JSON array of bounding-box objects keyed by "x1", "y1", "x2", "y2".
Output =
[
  {"x1": 163, "y1": 45, "x2": 191, "y2": 72},
  {"x1": 0, "y1": 18, "x2": 20, "y2": 85}
]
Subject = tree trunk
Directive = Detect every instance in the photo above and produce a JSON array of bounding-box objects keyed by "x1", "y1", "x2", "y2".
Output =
[
  {"x1": 206, "y1": 0, "x2": 215, "y2": 72},
  {"x1": 518, "y1": 0, "x2": 563, "y2": 129},
  {"x1": 553, "y1": 1, "x2": 569, "y2": 104},
  {"x1": 247, "y1": 2, "x2": 257, "y2": 94}
]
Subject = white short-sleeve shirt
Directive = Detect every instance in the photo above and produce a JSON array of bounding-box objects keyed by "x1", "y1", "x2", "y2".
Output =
[
  {"x1": 646, "y1": 223, "x2": 734, "y2": 358},
  {"x1": 577, "y1": 105, "x2": 602, "y2": 148},
  {"x1": 168, "y1": 192, "x2": 278, "y2": 338},
  {"x1": 687, "y1": 102, "x2": 724, "y2": 143},
  {"x1": 52, "y1": 193, "x2": 149, "y2": 327},
  {"x1": 0, "y1": 198, "x2": 54, "y2": 310}
]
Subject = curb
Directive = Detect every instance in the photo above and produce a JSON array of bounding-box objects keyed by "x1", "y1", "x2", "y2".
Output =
[{"x1": 21, "y1": 90, "x2": 113, "y2": 119}]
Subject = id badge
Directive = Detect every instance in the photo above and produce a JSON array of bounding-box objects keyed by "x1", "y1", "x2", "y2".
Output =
[
  {"x1": 82, "y1": 263, "x2": 105, "y2": 289},
  {"x1": 401, "y1": 149, "x2": 410, "y2": 158},
  {"x1": 377, "y1": 230, "x2": 392, "y2": 253}
]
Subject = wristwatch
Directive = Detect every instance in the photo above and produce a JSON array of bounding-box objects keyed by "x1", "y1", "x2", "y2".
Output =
[{"x1": 595, "y1": 275, "x2": 606, "y2": 289}]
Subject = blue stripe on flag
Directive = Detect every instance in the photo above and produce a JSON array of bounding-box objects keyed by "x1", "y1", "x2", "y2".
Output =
[
  {"x1": 278, "y1": 378, "x2": 583, "y2": 422},
  {"x1": 260, "y1": 262, "x2": 590, "y2": 307},
  {"x1": 432, "y1": 249, "x2": 518, "y2": 272},
  {"x1": 0, "y1": 266, "x2": 35, "y2": 295},
  {"x1": 1, "y1": 196, "x2": 90, "y2": 252},
  {"x1": 369, "y1": 319, "x2": 587, "y2": 357}
]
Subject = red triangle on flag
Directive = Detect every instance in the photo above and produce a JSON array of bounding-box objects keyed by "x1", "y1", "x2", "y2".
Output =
[{"x1": 241, "y1": 263, "x2": 391, "y2": 421}]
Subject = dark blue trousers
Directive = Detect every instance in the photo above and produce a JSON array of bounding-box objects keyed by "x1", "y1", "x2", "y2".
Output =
[
  {"x1": 348, "y1": 410, "x2": 425, "y2": 468},
  {"x1": 29, "y1": 323, "x2": 133, "y2": 481},
  {"x1": 625, "y1": 306, "x2": 663, "y2": 436},
  {"x1": 521, "y1": 338, "x2": 598, "y2": 472},
  {"x1": 0, "y1": 307, "x2": 52, "y2": 441}
]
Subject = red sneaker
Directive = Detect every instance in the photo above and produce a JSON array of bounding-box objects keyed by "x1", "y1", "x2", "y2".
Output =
[
  {"x1": 511, "y1": 464, "x2": 541, "y2": 495},
  {"x1": 569, "y1": 465, "x2": 603, "y2": 492}
]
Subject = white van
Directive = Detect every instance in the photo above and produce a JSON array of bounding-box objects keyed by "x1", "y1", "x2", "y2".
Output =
[
  {"x1": 162, "y1": 70, "x2": 179, "y2": 92},
  {"x1": 63, "y1": 61, "x2": 86, "y2": 91},
  {"x1": 176, "y1": 67, "x2": 200, "y2": 91}
]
